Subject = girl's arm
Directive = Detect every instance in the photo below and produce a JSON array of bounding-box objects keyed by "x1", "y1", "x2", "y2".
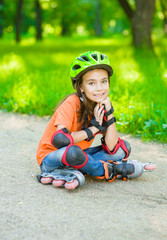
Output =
[
  {"x1": 56, "y1": 124, "x2": 99, "y2": 144},
  {"x1": 99, "y1": 97, "x2": 119, "y2": 151},
  {"x1": 103, "y1": 112, "x2": 119, "y2": 151}
]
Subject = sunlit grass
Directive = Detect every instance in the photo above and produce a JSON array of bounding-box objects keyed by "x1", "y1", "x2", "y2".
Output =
[{"x1": 0, "y1": 35, "x2": 166, "y2": 142}]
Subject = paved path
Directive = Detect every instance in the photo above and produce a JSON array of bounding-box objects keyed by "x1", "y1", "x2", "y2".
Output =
[{"x1": 0, "y1": 111, "x2": 167, "y2": 240}]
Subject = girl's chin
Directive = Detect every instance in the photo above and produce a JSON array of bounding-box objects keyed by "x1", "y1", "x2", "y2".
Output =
[
  {"x1": 94, "y1": 99, "x2": 103, "y2": 103},
  {"x1": 93, "y1": 96, "x2": 106, "y2": 103},
  {"x1": 86, "y1": 94, "x2": 108, "y2": 103}
]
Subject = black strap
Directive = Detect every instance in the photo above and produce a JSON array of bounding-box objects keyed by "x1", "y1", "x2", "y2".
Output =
[
  {"x1": 62, "y1": 128, "x2": 69, "y2": 133},
  {"x1": 104, "y1": 106, "x2": 114, "y2": 116},
  {"x1": 122, "y1": 159, "x2": 128, "y2": 180},
  {"x1": 90, "y1": 117, "x2": 106, "y2": 132},
  {"x1": 84, "y1": 128, "x2": 94, "y2": 141},
  {"x1": 105, "y1": 117, "x2": 116, "y2": 127}
]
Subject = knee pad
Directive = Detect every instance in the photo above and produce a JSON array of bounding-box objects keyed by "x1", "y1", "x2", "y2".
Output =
[
  {"x1": 101, "y1": 137, "x2": 131, "y2": 158},
  {"x1": 51, "y1": 128, "x2": 73, "y2": 149},
  {"x1": 62, "y1": 145, "x2": 88, "y2": 169}
]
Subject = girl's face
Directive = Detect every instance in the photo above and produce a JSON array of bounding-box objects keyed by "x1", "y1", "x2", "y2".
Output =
[{"x1": 80, "y1": 69, "x2": 109, "y2": 103}]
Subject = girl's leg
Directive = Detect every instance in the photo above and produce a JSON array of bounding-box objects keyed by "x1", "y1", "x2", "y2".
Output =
[
  {"x1": 39, "y1": 144, "x2": 127, "y2": 183},
  {"x1": 40, "y1": 146, "x2": 91, "y2": 188},
  {"x1": 82, "y1": 145, "x2": 131, "y2": 180},
  {"x1": 80, "y1": 145, "x2": 126, "y2": 179},
  {"x1": 91, "y1": 146, "x2": 126, "y2": 162},
  {"x1": 85, "y1": 146, "x2": 157, "y2": 180},
  {"x1": 40, "y1": 147, "x2": 66, "y2": 185},
  {"x1": 40, "y1": 145, "x2": 105, "y2": 178},
  {"x1": 40, "y1": 147, "x2": 66, "y2": 173}
]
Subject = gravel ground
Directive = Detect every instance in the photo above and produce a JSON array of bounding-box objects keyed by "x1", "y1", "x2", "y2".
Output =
[{"x1": 0, "y1": 111, "x2": 167, "y2": 240}]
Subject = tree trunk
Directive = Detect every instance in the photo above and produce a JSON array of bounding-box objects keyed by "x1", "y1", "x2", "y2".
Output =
[
  {"x1": 164, "y1": 18, "x2": 167, "y2": 35},
  {"x1": 0, "y1": 0, "x2": 3, "y2": 37},
  {"x1": 94, "y1": 0, "x2": 102, "y2": 36},
  {"x1": 118, "y1": 0, "x2": 155, "y2": 48},
  {"x1": 35, "y1": 0, "x2": 42, "y2": 40},
  {"x1": 61, "y1": 17, "x2": 68, "y2": 36},
  {"x1": 132, "y1": 0, "x2": 155, "y2": 48},
  {"x1": 15, "y1": 0, "x2": 23, "y2": 42},
  {"x1": 160, "y1": 0, "x2": 167, "y2": 35}
]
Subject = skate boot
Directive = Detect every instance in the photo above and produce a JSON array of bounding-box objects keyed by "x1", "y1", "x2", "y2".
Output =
[
  {"x1": 98, "y1": 159, "x2": 157, "y2": 182},
  {"x1": 36, "y1": 167, "x2": 85, "y2": 190}
]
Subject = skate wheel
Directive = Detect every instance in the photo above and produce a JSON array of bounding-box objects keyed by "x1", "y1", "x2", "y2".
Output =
[
  {"x1": 52, "y1": 179, "x2": 65, "y2": 187},
  {"x1": 65, "y1": 179, "x2": 79, "y2": 190},
  {"x1": 41, "y1": 177, "x2": 53, "y2": 184},
  {"x1": 144, "y1": 164, "x2": 157, "y2": 171}
]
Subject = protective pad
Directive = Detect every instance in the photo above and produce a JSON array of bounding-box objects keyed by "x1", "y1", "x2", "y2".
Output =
[
  {"x1": 102, "y1": 137, "x2": 131, "y2": 158},
  {"x1": 51, "y1": 128, "x2": 74, "y2": 149},
  {"x1": 62, "y1": 145, "x2": 88, "y2": 169}
]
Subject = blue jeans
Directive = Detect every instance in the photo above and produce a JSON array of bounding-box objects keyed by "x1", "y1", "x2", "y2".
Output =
[{"x1": 40, "y1": 145, "x2": 126, "y2": 177}]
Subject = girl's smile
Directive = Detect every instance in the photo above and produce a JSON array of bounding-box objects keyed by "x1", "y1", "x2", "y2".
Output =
[{"x1": 80, "y1": 69, "x2": 109, "y2": 103}]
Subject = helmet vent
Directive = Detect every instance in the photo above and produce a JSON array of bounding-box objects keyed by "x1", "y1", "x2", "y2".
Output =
[
  {"x1": 91, "y1": 54, "x2": 98, "y2": 61},
  {"x1": 101, "y1": 54, "x2": 105, "y2": 60},
  {"x1": 77, "y1": 57, "x2": 84, "y2": 62},
  {"x1": 72, "y1": 64, "x2": 81, "y2": 70},
  {"x1": 81, "y1": 56, "x2": 90, "y2": 62}
]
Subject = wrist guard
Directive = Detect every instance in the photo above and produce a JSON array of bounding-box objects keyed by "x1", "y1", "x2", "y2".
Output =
[
  {"x1": 84, "y1": 128, "x2": 94, "y2": 141},
  {"x1": 104, "y1": 106, "x2": 114, "y2": 117},
  {"x1": 90, "y1": 117, "x2": 106, "y2": 133},
  {"x1": 104, "y1": 116, "x2": 116, "y2": 128},
  {"x1": 51, "y1": 128, "x2": 73, "y2": 149}
]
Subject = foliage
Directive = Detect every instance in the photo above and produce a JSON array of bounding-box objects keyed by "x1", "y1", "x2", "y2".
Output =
[
  {"x1": 0, "y1": 35, "x2": 166, "y2": 142},
  {"x1": 1, "y1": 0, "x2": 166, "y2": 38}
]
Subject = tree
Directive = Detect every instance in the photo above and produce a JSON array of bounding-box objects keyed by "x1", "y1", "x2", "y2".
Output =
[
  {"x1": 35, "y1": 0, "x2": 42, "y2": 40},
  {"x1": 78, "y1": 0, "x2": 103, "y2": 36},
  {"x1": 160, "y1": 0, "x2": 167, "y2": 34},
  {"x1": 118, "y1": 0, "x2": 156, "y2": 48},
  {"x1": 0, "y1": 0, "x2": 3, "y2": 37},
  {"x1": 15, "y1": 0, "x2": 23, "y2": 42},
  {"x1": 94, "y1": 0, "x2": 102, "y2": 36},
  {"x1": 55, "y1": 0, "x2": 76, "y2": 36}
]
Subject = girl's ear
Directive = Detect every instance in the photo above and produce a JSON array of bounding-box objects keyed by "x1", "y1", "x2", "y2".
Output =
[{"x1": 80, "y1": 86, "x2": 84, "y2": 93}]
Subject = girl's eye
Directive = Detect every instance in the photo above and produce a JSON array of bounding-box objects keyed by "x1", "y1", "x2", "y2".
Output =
[
  {"x1": 102, "y1": 80, "x2": 108, "y2": 83},
  {"x1": 89, "y1": 82, "x2": 95, "y2": 85}
]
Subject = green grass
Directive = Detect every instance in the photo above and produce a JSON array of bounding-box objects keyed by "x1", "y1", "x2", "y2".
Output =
[{"x1": 0, "y1": 35, "x2": 167, "y2": 142}]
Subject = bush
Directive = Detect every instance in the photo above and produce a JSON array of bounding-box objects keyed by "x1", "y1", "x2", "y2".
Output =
[{"x1": 0, "y1": 36, "x2": 166, "y2": 142}]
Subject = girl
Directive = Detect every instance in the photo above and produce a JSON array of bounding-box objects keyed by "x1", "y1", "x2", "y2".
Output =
[{"x1": 36, "y1": 51, "x2": 156, "y2": 190}]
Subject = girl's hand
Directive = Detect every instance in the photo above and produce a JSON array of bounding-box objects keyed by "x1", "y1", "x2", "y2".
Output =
[
  {"x1": 99, "y1": 97, "x2": 112, "y2": 112},
  {"x1": 94, "y1": 103, "x2": 105, "y2": 125}
]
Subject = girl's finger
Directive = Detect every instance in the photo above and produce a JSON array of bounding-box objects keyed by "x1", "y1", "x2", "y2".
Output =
[
  {"x1": 94, "y1": 103, "x2": 100, "y2": 112},
  {"x1": 100, "y1": 109, "x2": 105, "y2": 118},
  {"x1": 99, "y1": 105, "x2": 104, "y2": 113},
  {"x1": 95, "y1": 106, "x2": 103, "y2": 117}
]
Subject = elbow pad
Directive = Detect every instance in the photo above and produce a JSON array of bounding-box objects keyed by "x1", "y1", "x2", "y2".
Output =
[
  {"x1": 101, "y1": 137, "x2": 131, "y2": 158},
  {"x1": 51, "y1": 128, "x2": 74, "y2": 149}
]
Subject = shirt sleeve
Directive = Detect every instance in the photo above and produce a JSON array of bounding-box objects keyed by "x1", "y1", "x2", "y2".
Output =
[{"x1": 54, "y1": 100, "x2": 75, "y2": 131}]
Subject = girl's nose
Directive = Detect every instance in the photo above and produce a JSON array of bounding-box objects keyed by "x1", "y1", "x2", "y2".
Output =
[{"x1": 96, "y1": 83, "x2": 102, "y2": 90}]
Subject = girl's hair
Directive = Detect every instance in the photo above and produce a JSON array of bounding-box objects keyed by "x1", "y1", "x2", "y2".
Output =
[{"x1": 55, "y1": 71, "x2": 110, "y2": 128}]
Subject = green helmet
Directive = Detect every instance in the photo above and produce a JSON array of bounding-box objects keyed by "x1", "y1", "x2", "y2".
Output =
[{"x1": 70, "y1": 51, "x2": 113, "y2": 88}]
